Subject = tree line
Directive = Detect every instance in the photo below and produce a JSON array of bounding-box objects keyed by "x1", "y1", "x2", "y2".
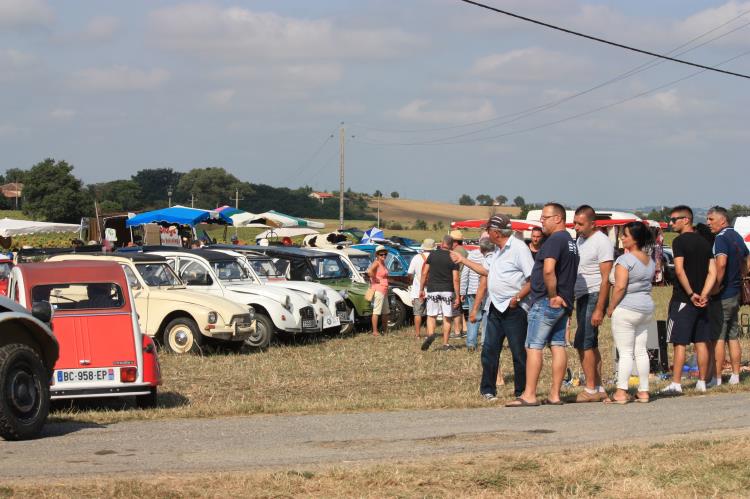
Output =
[{"x1": 2, "y1": 158, "x2": 375, "y2": 223}]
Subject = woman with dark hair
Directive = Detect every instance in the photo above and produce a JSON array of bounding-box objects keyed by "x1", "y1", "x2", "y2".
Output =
[{"x1": 606, "y1": 221, "x2": 656, "y2": 404}]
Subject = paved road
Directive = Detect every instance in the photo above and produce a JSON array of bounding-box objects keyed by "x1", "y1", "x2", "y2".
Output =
[{"x1": 2, "y1": 392, "x2": 750, "y2": 480}]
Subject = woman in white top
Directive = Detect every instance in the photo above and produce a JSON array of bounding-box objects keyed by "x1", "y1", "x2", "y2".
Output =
[{"x1": 606, "y1": 222, "x2": 656, "y2": 404}]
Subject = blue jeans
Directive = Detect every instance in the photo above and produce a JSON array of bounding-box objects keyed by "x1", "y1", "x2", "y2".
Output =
[
  {"x1": 481, "y1": 304, "x2": 528, "y2": 397},
  {"x1": 574, "y1": 292, "x2": 600, "y2": 350},
  {"x1": 526, "y1": 298, "x2": 567, "y2": 349},
  {"x1": 464, "y1": 295, "x2": 485, "y2": 348}
]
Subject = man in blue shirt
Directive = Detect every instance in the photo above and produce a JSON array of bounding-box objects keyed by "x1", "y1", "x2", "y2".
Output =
[
  {"x1": 452, "y1": 214, "x2": 534, "y2": 401},
  {"x1": 508, "y1": 203, "x2": 579, "y2": 407},
  {"x1": 707, "y1": 206, "x2": 749, "y2": 386}
]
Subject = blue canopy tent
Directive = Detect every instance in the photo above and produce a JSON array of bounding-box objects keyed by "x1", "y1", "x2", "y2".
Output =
[{"x1": 126, "y1": 206, "x2": 233, "y2": 227}]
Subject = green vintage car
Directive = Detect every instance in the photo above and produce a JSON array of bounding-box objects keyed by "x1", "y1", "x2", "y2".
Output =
[{"x1": 214, "y1": 245, "x2": 372, "y2": 333}]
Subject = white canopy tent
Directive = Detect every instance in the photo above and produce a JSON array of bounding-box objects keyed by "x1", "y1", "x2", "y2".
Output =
[
  {"x1": 255, "y1": 228, "x2": 320, "y2": 240},
  {"x1": 0, "y1": 218, "x2": 81, "y2": 238}
]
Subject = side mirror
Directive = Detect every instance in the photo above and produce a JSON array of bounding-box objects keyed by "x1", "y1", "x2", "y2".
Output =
[{"x1": 31, "y1": 301, "x2": 53, "y2": 324}]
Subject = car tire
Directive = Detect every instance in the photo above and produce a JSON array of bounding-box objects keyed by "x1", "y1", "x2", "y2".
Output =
[
  {"x1": 162, "y1": 317, "x2": 203, "y2": 355},
  {"x1": 0, "y1": 343, "x2": 51, "y2": 441},
  {"x1": 135, "y1": 387, "x2": 158, "y2": 409},
  {"x1": 388, "y1": 295, "x2": 406, "y2": 330},
  {"x1": 244, "y1": 313, "x2": 273, "y2": 349},
  {"x1": 340, "y1": 304, "x2": 354, "y2": 334}
]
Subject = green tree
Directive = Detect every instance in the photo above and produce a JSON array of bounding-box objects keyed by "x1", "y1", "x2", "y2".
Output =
[
  {"x1": 727, "y1": 204, "x2": 750, "y2": 222},
  {"x1": 414, "y1": 219, "x2": 427, "y2": 230},
  {"x1": 176, "y1": 167, "x2": 250, "y2": 209},
  {"x1": 373, "y1": 190, "x2": 383, "y2": 198},
  {"x1": 495, "y1": 195, "x2": 507, "y2": 206},
  {"x1": 458, "y1": 194, "x2": 475, "y2": 206},
  {"x1": 513, "y1": 196, "x2": 525, "y2": 208},
  {"x1": 476, "y1": 194, "x2": 493, "y2": 206},
  {"x1": 131, "y1": 168, "x2": 184, "y2": 207},
  {"x1": 390, "y1": 191, "x2": 399, "y2": 199},
  {"x1": 22, "y1": 158, "x2": 93, "y2": 222},
  {"x1": 90, "y1": 180, "x2": 143, "y2": 212}
]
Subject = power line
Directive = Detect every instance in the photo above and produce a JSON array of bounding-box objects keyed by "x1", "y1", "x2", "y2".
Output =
[
  {"x1": 458, "y1": 0, "x2": 750, "y2": 80},
  {"x1": 281, "y1": 126, "x2": 337, "y2": 185},
  {"x1": 351, "y1": 8, "x2": 749, "y2": 139}
]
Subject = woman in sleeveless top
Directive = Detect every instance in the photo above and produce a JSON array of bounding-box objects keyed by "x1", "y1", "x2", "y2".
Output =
[
  {"x1": 606, "y1": 222, "x2": 656, "y2": 404},
  {"x1": 367, "y1": 245, "x2": 390, "y2": 336}
]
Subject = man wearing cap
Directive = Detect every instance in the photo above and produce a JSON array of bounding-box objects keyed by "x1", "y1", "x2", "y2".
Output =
[
  {"x1": 451, "y1": 229, "x2": 469, "y2": 338},
  {"x1": 451, "y1": 215, "x2": 534, "y2": 401},
  {"x1": 508, "y1": 202, "x2": 579, "y2": 407},
  {"x1": 460, "y1": 237, "x2": 496, "y2": 351},
  {"x1": 420, "y1": 235, "x2": 460, "y2": 351},
  {"x1": 407, "y1": 238, "x2": 434, "y2": 338}
]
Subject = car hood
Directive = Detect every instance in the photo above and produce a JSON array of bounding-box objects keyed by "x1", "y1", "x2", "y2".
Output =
[
  {"x1": 147, "y1": 287, "x2": 250, "y2": 315},
  {"x1": 223, "y1": 282, "x2": 311, "y2": 307},
  {"x1": 265, "y1": 281, "x2": 342, "y2": 304}
]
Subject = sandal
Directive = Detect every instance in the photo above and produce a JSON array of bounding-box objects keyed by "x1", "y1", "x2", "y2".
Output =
[
  {"x1": 505, "y1": 397, "x2": 541, "y2": 407},
  {"x1": 604, "y1": 395, "x2": 632, "y2": 405},
  {"x1": 542, "y1": 399, "x2": 564, "y2": 405}
]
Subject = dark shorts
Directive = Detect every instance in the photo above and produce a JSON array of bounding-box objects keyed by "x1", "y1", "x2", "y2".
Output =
[
  {"x1": 574, "y1": 293, "x2": 599, "y2": 350},
  {"x1": 708, "y1": 295, "x2": 741, "y2": 341},
  {"x1": 412, "y1": 298, "x2": 426, "y2": 317},
  {"x1": 667, "y1": 300, "x2": 711, "y2": 345}
]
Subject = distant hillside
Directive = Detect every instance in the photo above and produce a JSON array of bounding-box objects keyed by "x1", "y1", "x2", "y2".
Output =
[{"x1": 367, "y1": 198, "x2": 520, "y2": 225}]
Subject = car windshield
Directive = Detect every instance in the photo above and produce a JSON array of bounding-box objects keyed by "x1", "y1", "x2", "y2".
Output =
[
  {"x1": 310, "y1": 256, "x2": 349, "y2": 279},
  {"x1": 348, "y1": 255, "x2": 372, "y2": 273},
  {"x1": 0, "y1": 262, "x2": 11, "y2": 279},
  {"x1": 136, "y1": 263, "x2": 182, "y2": 287},
  {"x1": 401, "y1": 253, "x2": 415, "y2": 268},
  {"x1": 212, "y1": 260, "x2": 251, "y2": 281},
  {"x1": 248, "y1": 258, "x2": 285, "y2": 280}
]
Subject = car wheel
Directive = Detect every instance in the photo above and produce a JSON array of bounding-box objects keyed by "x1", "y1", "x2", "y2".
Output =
[
  {"x1": 340, "y1": 304, "x2": 354, "y2": 334},
  {"x1": 244, "y1": 313, "x2": 273, "y2": 349},
  {"x1": 162, "y1": 317, "x2": 203, "y2": 355},
  {"x1": 135, "y1": 387, "x2": 158, "y2": 409},
  {"x1": 0, "y1": 343, "x2": 50, "y2": 441},
  {"x1": 388, "y1": 295, "x2": 406, "y2": 330}
]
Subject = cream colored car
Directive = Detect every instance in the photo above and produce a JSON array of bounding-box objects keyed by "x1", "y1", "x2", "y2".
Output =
[{"x1": 47, "y1": 253, "x2": 256, "y2": 354}]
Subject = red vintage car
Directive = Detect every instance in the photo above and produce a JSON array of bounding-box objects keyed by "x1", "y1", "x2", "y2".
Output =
[
  {"x1": 0, "y1": 256, "x2": 13, "y2": 296},
  {"x1": 9, "y1": 261, "x2": 161, "y2": 408}
]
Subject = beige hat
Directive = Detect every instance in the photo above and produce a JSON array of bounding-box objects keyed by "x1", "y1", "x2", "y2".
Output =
[
  {"x1": 449, "y1": 229, "x2": 463, "y2": 241},
  {"x1": 375, "y1": 244, "x2": 388, "y2": 254},
  {"x1": 420, "y1": 238, "x2": 435, "y2": 251}
]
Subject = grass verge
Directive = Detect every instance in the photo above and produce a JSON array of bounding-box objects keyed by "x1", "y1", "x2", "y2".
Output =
[{"x1": 3, "y1": 432, "x2": 750, "y2": 497}]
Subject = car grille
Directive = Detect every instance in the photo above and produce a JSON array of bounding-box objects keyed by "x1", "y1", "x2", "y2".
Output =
[
  {"x1": 232, "y1": 314, "x2": 253, "y2": 331},
  {"x1": 335, "y1": 301, "x2": 350, "y2": 322},
  {"x1": 300, "y1": 306, "x2": 317, "y2": 330}
]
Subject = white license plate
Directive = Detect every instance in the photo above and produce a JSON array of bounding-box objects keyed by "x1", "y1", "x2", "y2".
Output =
[
  {"x1": 325, "y1": 316, "x2": 341, "y2": 327},
  {"x1": 55, "y1": 368, "x2": 117, "y2": 384}
]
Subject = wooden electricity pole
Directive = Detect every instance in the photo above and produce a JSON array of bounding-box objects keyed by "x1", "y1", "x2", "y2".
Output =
[{"x1": 338, "y1": 123, "x2": 345, "y2": 230}]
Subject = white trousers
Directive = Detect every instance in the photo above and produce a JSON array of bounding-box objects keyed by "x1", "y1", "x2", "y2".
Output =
[{"x1": 611, "y1": 307, "x2": 654, "y2": 392}]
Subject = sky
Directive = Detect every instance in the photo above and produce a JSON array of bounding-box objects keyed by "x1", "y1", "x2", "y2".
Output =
[{"x1": 1, "y1": 0, "x2": 749, "y2": 210}]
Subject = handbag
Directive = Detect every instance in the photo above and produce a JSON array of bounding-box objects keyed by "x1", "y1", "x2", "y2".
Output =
[
  {"x1": 741, "y1": 277, "x2": 750, "y2": 306},
  {"x1": 365, "y1": 287, "x2": 375, "y2": 301}
]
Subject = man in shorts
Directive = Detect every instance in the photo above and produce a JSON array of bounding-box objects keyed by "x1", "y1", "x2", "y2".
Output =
[
  {"x1": 662, "y1": 205, "x2": 716, "y2": 394},
  {"x1": 572, "y1": 205, "x2": 613, "y2": 402},
  {"x1": 507, "y1": 202, "x2": 579, "y2": 407},
  {"x1": 420, "y1": 235, "x2": 460, "y2": 351},
  {"x1": 407, "y1": 238, "x2": 434, "y2": 338},
  {"x1": 707, "y1": 206, "x2": 749, "y2": 386}
]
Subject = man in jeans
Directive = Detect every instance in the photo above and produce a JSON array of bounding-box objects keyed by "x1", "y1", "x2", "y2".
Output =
[
  {"x1": 452, "y1": 215, "x2": 534, "y2": 401},
  {"x1": 507, "y1": 202, "x2": 579, "y2": 407},
  {"x1": 459, "y1": 237, "x2": 496, "y2": 351},
  {"x1": 420, "y1": 235, "x2": 460, "y2": 351},
  {"x1": 707, "y1": 206, "x2": 749, "y2": 386},
  {"x1": 572, "y1": 205, "x2": 613, "y2": 402}
]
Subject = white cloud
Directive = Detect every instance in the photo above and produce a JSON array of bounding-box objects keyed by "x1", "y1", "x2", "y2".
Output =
[
  {"x1": 0, "y1": 48, "x2": 39, "y2": 81},
  {"x1": 0, "y1": 123, "x2": 28, "y2": 137},
  {"x1": 306, "y1": 100, "x2": 366, "y2": 116},
  {"x1": 673, "y1": 1, "x2": 750, "y2": 47},
  {"x1": 49, "y1": 108, "x2": 76, "y2": 120},
  {"x1": 207, "y1": 88, "x2": 235, "y2": 107},
  {"x1": 215, "y1": 63, "x2": 342, "y2": 87},
  {"x1": 394, "y1": 99, "x2": 496, "y2": 124},
  {"x1": 148, "y1": 4, "x2": 426, "y2": 60},
  {"x1": 70, "y1": 66, "x2": 170, "y2": 92},
  {"x1": 0, "y1": 0, "x2": 53, "y2": 30},
  {"x1": 83, "y1": 16, "x2": 119, "y2": 41},
  {"x1": 471, "y1": 48, "x2": 590, "y2": 81}
]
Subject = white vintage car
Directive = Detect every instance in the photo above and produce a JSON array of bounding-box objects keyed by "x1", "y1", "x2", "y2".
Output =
[
  {"x1": 47, "y1": 253, "x2": 256, "y2": 354},
  {"x1": 142, "y1": 248, "x2": 332, "y2": 348}
]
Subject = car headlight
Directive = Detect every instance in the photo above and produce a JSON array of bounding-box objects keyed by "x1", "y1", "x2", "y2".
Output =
[
  {"x1": 311, "y1": 294, "x2": 317, "y2": 304},
  {"x1": 247, "y1": 306, "x2": 255, "y2": 321},
  {"x1": 316, "y1": 290, "x2": 327, "y2": 303},
  {"x1": 208, "y1": 311, "x2": 217, "y2": 324},
  {"x1": 284, "y1": 295, "x2": 292, "y2": 311},
  {"x1": 339, "y1": 290, "x2": 348, "y2": 300}
]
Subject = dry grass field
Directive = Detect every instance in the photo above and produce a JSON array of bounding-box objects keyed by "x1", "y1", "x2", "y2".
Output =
[
  {"x1": 50, "y1": 287, "x2": 750, "y2": 426},
  {"x1": 4, "y1": 434, "x2": 750, "y2": 497},
  {"x1": 368, "y1": 198, "x2": 520, "y2": 225}
]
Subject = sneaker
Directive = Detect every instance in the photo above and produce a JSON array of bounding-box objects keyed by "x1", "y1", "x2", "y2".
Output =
[
  {"x1": 440, "y1": 344, "x2": 456, "y2": 351},
  {"x1": 695, "y1": 380, "x2": 706, "y2": 392},
  {"x1": 420, "y1": 334, "x2": 437, "y2": 351},
  {"x1": 659, "y1": 382, "x2": 683, "y2": 395},
  {"x1": 481, "y1": 393, "x2": 498, "y2": 402},
  {"x1": 576, "y1": 390, "x2": 603, "y2": 403},
  {"x1": 729, "y1": 374, "x2": 740, "y2": 385}
]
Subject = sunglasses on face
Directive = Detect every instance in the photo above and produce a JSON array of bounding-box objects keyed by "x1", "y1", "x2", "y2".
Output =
[{"x1": 669, "y1": 216, "x2": 687, "y2": 223}]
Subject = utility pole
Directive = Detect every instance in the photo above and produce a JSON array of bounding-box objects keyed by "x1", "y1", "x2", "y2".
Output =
[
  {"x1": 377, "y1": 193, "x2": 381, "y2": 227},
  {"x1": 338, "y1": 122, "x2": 345, "y2": 231},
  {"x1": 190, "y1": 193, "x2": 196, "y2": 208},
  {"x1": 168, "y1": 187, "x2": 173, "y2": 208},
  {"x1": 232, "y1": 188, "x2": 244, "y2": 237}
]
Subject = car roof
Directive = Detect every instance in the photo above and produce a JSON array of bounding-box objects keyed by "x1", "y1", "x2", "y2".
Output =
[
  {"x1": 18, "y1": 261, "x2": 127, "y2": 285},
  {"x1": 139, "y1": 246, "x2": 238, "y2": 263},
  {"x1": 62, "y1": 252, "x2": 167, "y2": 263},
  {"x1": 234, "y1": 245, "x2": 339, "y2": 258}
]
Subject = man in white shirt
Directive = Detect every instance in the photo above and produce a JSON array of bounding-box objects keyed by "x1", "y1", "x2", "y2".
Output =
[
  {"x1": 572, "y1": 205, "x2": 613, "y2": 402},
  {"x1": 407, "y1": 238, "x2": 434, "y2": 338},
  {"x1": 451, "y1": 215, "x2": 534, "y2": 401}
]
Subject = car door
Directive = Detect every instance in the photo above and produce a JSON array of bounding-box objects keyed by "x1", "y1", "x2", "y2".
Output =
[
  {"x1": 121, "y1": 264, "x2": 149, "y2": 334},
  {"x1": 176, "y1": 258, "x2": 224, "y2": 298}
]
